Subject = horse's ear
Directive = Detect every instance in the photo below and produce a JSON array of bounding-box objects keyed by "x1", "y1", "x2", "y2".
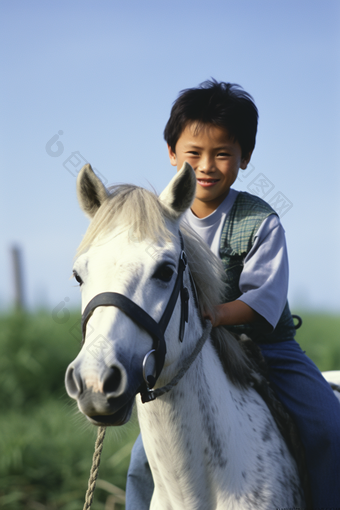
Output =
[
  {"x1": 159, "y1": 162, "x2": 196, "y2": 219},
  {"x1": 76, "y1": 164, "x2": 110, "y2": 218}
]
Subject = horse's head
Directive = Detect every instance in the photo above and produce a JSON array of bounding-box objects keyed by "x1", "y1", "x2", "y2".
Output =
[{"x1": 65, "y1": 163, "x2": 199, "y2": 426}]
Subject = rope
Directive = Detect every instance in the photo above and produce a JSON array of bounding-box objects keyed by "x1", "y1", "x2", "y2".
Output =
[{"x1": 83, "y1": 426, "x2": 106, "y2": 510}]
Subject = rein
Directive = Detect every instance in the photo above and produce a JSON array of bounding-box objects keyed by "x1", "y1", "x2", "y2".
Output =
[{"x1": 83, "y1": 426, "x2": 106, "y2": 510}]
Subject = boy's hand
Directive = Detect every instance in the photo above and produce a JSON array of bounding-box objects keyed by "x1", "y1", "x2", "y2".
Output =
[
  {"x1": 203, "y1": 306, "x2": 223, "y2": 327},
  {"x1": 204, "y1": 301, "x2": 265, "y2": 328}
]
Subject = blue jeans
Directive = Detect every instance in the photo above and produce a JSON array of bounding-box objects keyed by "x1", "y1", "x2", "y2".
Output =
[
  {"x1": 126, "y1": 340, "x2": 340, "y2": 509},
  {"x1": 126, "y1": 433, "x2": 153, "y2": 510}
]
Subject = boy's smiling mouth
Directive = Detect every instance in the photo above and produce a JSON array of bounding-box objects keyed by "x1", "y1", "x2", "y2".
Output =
[{"x1": 197, "y1": 178, "x2": 220, "y2": 188}]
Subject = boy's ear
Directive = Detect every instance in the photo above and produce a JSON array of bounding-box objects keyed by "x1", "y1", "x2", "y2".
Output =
[
  {"x1": 159, "y1": 162, "x2": 196, "y2": 220},
  {"x1": 76, "y1": 164, "x2": 110, "y2": 219},
  {"x1": 167, "y1": 144, "x2": 177, "y2": 167},
  {"x1": 240, "y1": 150, "x2": 253, "y2": 170}
]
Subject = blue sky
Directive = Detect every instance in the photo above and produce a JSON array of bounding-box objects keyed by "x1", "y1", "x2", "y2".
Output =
[{"x1": 1, "y1": 0, "x2": 339, "y2": 313}]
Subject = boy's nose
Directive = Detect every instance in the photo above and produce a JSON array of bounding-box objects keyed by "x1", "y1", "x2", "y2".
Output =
[{"x1": 198, "y1": 155, "x2": 215, "y2": 172}]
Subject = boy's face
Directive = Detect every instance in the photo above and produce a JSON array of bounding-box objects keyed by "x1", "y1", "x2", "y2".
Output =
[{"x1": 168, "y1": 123, "x2": 251, "y2": 218}]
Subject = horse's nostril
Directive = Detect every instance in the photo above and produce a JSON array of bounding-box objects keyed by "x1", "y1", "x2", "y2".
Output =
[
  {"x1": 103, "y1": 366, "x2": 122, "y2": 395},
  {"x1": 65, "y1": 365, "x2": 83, "y2": 399}
]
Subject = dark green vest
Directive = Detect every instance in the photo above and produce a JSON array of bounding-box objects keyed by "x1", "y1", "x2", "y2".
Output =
[{"x1": 219, "y1": 192, "x2": 296, "y2": 344}]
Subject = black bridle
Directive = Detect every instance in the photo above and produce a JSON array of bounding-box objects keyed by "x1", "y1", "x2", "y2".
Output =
[{"x1": 81, "y1": 233, "x2": 191, "y2": 403}]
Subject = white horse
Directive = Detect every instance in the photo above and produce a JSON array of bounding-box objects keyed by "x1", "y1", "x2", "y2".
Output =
[{"x1": 65, "y1": 163, "x2": 340, "y2": 509}]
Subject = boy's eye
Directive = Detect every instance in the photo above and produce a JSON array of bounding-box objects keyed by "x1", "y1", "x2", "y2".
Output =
[
  {"x1": 217, "y1": 152, "x2": 230, "y2": 157},
  {"x1": 187, "y1": 151, "x2": 199, "y2": 156}
]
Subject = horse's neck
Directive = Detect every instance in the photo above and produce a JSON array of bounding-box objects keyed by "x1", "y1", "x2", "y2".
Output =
[{"x1": 136, "y1": 338, "x2": 245, "y2": 509}]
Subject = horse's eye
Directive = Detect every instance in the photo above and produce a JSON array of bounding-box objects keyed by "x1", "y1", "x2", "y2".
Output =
[
  {"x1": 153, "y1": 264, "x2": 174, "y2": 283},
  {"x1": 73, "y1": 270, "x2": 83, "y2": 286}
]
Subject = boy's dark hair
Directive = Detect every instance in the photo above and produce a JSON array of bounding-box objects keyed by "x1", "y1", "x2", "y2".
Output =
[{"x1": 164, "y1": 79, "x2": 258, "y2": 158}]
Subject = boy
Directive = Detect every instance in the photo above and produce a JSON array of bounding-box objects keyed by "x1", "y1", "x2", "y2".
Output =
[{"x1": 126, "y1": 80, "x2": 340, "y2": 508}]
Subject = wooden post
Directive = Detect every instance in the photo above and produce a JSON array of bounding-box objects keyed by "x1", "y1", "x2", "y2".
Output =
[{"x1": 11, "y1": 245, "x2": 25, "y2": 310}]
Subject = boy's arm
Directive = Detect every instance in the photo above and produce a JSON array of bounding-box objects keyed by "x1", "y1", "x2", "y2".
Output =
[
  {"x1": 204, "y1": 300, "x2": 271, "y2": 330},
  {"x1": 205, "y1": 215, "x2": 287, "y2": 333}
]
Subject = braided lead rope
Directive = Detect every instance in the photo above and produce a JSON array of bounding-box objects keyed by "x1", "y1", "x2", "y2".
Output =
[
  {"x1": 145, "y1": 320, "x2": 212, "y2": 401},
  {"x1": 83, "y1": 426, "x2": 107, "y2": 510}
]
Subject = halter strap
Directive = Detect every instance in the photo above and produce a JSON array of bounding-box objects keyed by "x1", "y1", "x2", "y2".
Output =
[{"x1": 82, "y1": 293, "x2": 164, "y2": 347}]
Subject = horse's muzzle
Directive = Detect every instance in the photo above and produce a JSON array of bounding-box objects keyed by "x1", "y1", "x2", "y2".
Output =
[{"x1": 65, "y1": 362, "x2": 138, "y2": 425}]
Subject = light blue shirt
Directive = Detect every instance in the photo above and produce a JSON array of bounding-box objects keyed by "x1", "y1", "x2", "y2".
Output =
[{"x1": 183, "y1": 190, "x2": 288, "y2": 330}]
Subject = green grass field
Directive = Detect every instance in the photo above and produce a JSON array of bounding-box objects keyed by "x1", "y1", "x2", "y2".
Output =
[
  {"x1": 0, "y1": 310, "x2": 339, "y2": 509},
  {"x1": 0, "y1": 311, "x2": 139, "y2": 510},
  {"x1": 294, "y1": 312, "x2": 340, "y2": 372}
]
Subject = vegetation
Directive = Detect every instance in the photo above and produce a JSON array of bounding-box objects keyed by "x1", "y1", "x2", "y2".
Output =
[
  {"x1": 0, "y1": 311, "x2": 139, "y2": 510},
  {"x1": 0, "y1": 310, "x2": 339, "y2": 509},
  {"x1": 294, "y1": 312, "x2": 340, "y2": 372}
]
